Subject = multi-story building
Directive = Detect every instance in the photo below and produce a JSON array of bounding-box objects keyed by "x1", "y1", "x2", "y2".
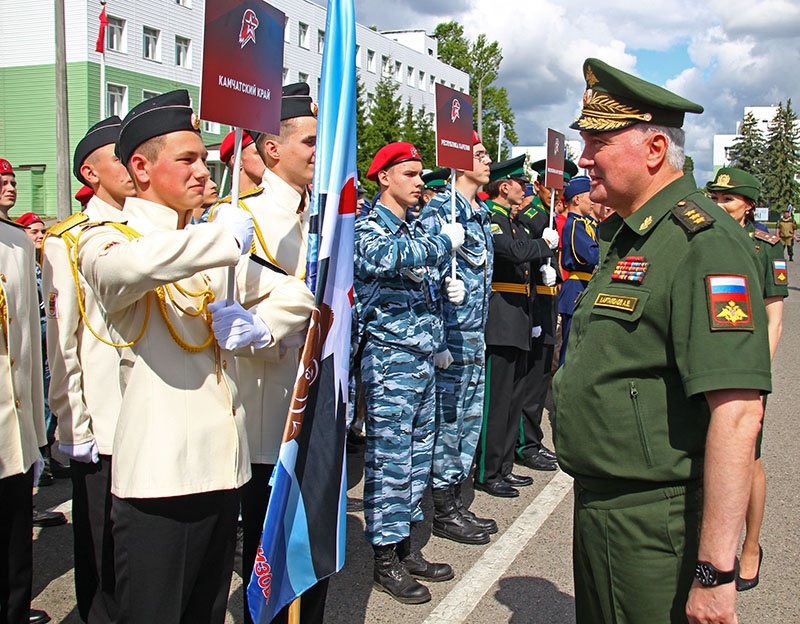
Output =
[{"x1": 0, "y1": 0, "x2": 468, "y2": 217}]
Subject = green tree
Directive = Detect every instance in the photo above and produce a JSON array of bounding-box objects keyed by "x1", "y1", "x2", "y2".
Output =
[
  {"x1": 355, "y1": 73, "x2": 369, "y2": 183},
  {"x1": 728, "y1": 112, "x2": 767, "y2": 182},
  {"x1": 762, "y1": 100, "x2": 800, "y2": 211},
  {"x1": 479, "y1": 86, "x2": 517, "y2": 161},
  {"x1": 359, "y1": 75, "x2": 403, "y2": 197},
  {"x1": 399, "y1": 103, "x2": 436, "y2": 166},
  {"x1": 683, "y1": 155, "x2": 694, "y2": 177}
]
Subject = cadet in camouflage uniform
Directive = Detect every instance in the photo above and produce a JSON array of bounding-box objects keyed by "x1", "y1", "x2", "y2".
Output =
[
  {"x1": 419, "y1": 132, "x2": 497, "y2": 545},
  {"x1": 355, "y1": 142, "x2": 465, "y2": 605},
  {"x1": 706, "y1": 167, "x2": 788, "y2": 592}
]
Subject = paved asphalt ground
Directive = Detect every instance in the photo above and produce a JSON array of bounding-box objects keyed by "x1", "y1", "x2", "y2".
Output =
[{"x1": 31, "y1": 257, "x2": 800, "y2": 623}]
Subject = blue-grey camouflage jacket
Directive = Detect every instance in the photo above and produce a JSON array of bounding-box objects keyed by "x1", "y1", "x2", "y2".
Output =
[{"x1": 354, "y1": 202, "x2": 453, "y2": 357}]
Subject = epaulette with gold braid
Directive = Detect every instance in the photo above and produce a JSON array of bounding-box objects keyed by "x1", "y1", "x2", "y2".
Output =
[
  {"x1": 216, "y1": 185, "x2": 265, "y2": 205},
  {"x1": 754, "y1": 229, "x2": 780, "y2": 245},
  {"x1": 48, "y1": 212, "x2": 89, "y2": 237},
  {"x1": 671, "y1": 199, "x2": 715, "y2": 234}
]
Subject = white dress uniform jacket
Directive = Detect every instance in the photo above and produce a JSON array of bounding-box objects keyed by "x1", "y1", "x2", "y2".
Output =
[
  {"x1": 77, "y1": 198, "x2": 313, "y2": 498},
  {"x1": 42, "y1": 195, "x2": 125, "y2": 454},
  {"x1": 0, "y1": 220, "x2": 46, "y2": 478}
]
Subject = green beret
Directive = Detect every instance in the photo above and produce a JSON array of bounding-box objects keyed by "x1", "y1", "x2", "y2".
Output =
[
  {"x1": 422, "y1": 168, "x2": 449, "y2": 190},
  {"x1": 530, "y1": 159, "x2": 579, "y2": 183},
  {"x1": 489, "y1": 155, "x2": 529, "y2": 183},
  {"x1": 705, "y1": 167, "x2": 761, "y2": 202},
  {"x1": 570, "y1": 58, "x2": 704, "y2": 133}
]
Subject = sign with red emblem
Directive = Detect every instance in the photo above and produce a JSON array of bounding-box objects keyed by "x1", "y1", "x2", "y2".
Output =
[
  {"x1": 545, "y1": 128, "x2": 566, "y2": 190},
  {"x1": 706, "y1": 275, "x2": 754, "y2": 331},
  {"x1": 435, "y1": 83, "x2": 474, "y2": 170},
  {"x1": 200, "y1": 0, "x2": 284, "y2": 134}
]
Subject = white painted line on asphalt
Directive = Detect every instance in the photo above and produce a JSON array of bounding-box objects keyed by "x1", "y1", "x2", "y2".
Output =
[
  {"x1": 422, "y1": 470, "x2": 574, "y2": 624},
  {"x1": 48, "y1": 500, "x2": 72, "y2": 516}
]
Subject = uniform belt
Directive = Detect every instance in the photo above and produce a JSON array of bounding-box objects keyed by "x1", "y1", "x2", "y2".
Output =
[
  {"x1": 492, "y1": 281, "x2": 530, "y2": 295},
  {"x1": 535, "y1": 285, "x2": 558, "y2": 296},
  {"x1": 567, "y1": 271, "x2": 594, "y2": 281}
]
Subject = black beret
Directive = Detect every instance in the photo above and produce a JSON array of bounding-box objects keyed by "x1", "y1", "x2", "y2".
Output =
[
  {"x1": 115, "y1": 90, "x2": 200, "y2": 166},
  {"x1": 73, "y1": 116, "x2": 122, "y2": 185},
  {"x1": 281, "y1": 82, "x2": 317, "y2": 121}
]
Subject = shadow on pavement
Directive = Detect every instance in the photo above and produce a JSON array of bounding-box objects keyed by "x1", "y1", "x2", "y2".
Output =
[{"x1": 495, "y1": 576, "x2": 575, "y2": 624}]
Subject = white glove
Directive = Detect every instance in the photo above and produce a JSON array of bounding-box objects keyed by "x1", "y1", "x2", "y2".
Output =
[
  {"x1": 433, "y1": 349, "x2": 454, "y2": 370},
  {"x1": 59, "y1": 440, "x2": 100, "y2": 464},
  {"x1": 440, "y1": 223, "x2": 465, "y2": 251},
  {"x1": 281, "y1": 331, "x2": 307, "y2": 349},
  {"x1": 540, "y1": 263, "x2": 557, "y2": 286},
  {"x1": 531, "y1": 325, "x2": 543, "y2": 339},
  {"x1": 209, "y1": 300, "x2": 272, "y2": 350},
  {"x1": 32, "y1": 454, "x2": 45, "y2": 486},
  {"x1": 541, "y1": 227, "x2": 559, "y2": 250},
  {"x1": 444, "y1": 277, "x2": 466, "y2": 305},
  {"x1": 213, "y1": 203, "x2": 254, "y2": 254}
]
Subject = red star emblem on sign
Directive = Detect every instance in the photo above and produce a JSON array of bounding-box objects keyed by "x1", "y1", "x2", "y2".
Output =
[
  {"x1": 451, "y1": 98, "x2": 461, "y2": 123},
  {"x1": 239, "y1": 9, "x2": 259, "y2": 49}
]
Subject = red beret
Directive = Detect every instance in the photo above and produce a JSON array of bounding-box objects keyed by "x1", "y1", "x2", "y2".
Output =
[
  {"x1": 473, "y1": 130, "x2": 482, "y2": 145},
  {"x1": 15, "y1": 212, "x2": 44, "y2": 228},
  {"x1": 0, "y1": 158, "x2": 14, "y2": 175},
  {"x1": 367, "y1": 142, "x2": 422, "y2": 181},
  {"x1": 476, "y1": 191, "x2": 489, "y2": 202},
  {"x1": 75, "y1": 185, "x2": 95, "y2": 206},
  {"x1": 220, "y1": 131, "x2": 255, "y2": 165}
]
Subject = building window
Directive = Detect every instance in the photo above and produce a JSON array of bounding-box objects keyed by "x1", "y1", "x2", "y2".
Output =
[
  {"x1": 419, "y1": 70, "x2": 425, "y2": 90},
  {"x1": 317, "y1": 29, "x2": 325, "y2": 54},
  {"x1": 106, "y1": 16, "x2": 125, "y2": 52},
  {"x1": 429, "y1": 75, "x2": 435, "y2": 93},
  {"x1": 284, "y1": 16, "x2": 290, "y2": 42},
  {"x1": 394, "y1": 61, "x2": 402, "y2": 83},
  {"x1": 202, "y1": 120, "x2": 220, "y2": 134},
  {"x1": 143, "y1": 27, "x2": 160, "y2": 61},
  {"x1": 298, "y1": 72, "x2": 309, "y2": 84},
  {"x1": 175, "y1": 0, "x2": 191, "y2": 7},
  {"x1": 381, "y1": 56, "x2": 390, "y2": 77},
  {"x1": 407, "y1": 66, "x2": 415, "y2": 87},
  {"x1": 355, "y1": 45, "x2": 361, "y2": 68},
  {"x1": 283, "y1": 67, "x2": 289, "y2": 85},
  {"x1": 298, "y1": 22, "x2": 309, "y2": 49},
  {"x1": 175, "y1": 36, "x2": 191, "y2": 68},
  {"x1": 107, "y1": 84, "x2": 127, "y2": 117},
  {"x1": 142, "y1": 89, "x2": 160, "y2": 100},
  {"x1": 367, "y1": 49, "x2": 375, "y2": 73}
]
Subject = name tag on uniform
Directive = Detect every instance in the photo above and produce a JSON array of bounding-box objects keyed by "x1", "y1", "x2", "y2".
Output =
[{"x1": 594, "y1": 293, "x2": 639, "y2": 313}]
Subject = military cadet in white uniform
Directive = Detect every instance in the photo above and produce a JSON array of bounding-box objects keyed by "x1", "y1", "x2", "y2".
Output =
[
  {"x1": 219, "y1": 130, "x2": 265, "y2": 196},
  {"x1": 41, "y1": 115, "x2": 134, "y2": 623},
  {"x1": 74, "y1": 90, "x2": 313, "y2": 624},
  {"x1": 0, "y1": 214, "x2": 50, "y2": 624}
]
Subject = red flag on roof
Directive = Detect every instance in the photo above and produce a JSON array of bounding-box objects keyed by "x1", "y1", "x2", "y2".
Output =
[{"x1": 96, "y1": 6, "x2": 108, "y2": 54}]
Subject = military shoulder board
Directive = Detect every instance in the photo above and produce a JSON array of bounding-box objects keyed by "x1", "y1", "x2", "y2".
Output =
[
  {"x1": 754, "y1": 230, "x2": 780, "y2": 245},
  {"x1": 671, "y1": 199, "x2": 715, "y2": 234},
  {"x1": 48, "y1": 212, "x2": 90, "y2": 237},
  {"x1": 217, "y1": 186, "x2": 265, "y2": 204}
]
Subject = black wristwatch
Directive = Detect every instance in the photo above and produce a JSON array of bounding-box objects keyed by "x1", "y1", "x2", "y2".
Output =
[{"x1": 695, "y1": 561, "x2": 736, "y2": 587}]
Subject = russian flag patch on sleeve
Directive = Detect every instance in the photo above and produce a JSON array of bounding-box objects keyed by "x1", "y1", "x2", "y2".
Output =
[
  {"x1": 706, "y1": 275, "x2": 754, "y2": 331},
  {"x1": 773, "y1": 259, "x2": 788, "y2": 285}
]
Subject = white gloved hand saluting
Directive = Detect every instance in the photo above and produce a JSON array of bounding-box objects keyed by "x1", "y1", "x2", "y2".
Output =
[
  {"x1": 433, "y1": 349, "x2": 455, "y2": 370},
  {"x1": 541, "y1": 227, "x2": 559, "y2": 250},
  {"x1": 209, "y1": 300, "x2": 272, "y2": 350},
  {"x1": 539, "y1": 263, "x2": 557, "y2": 287},
  {"x1": 59, "y1": 440, "x2": 100, "y2": 464},
  {"x1": 440, "y1": 223, "x2": 465, "y2": 251},
  {"x1": 213, "y1": 204, "x2": 254, "y2": 255},
  {"x1": 444, "y1": 277, "x2": 466, "y2": 305}
]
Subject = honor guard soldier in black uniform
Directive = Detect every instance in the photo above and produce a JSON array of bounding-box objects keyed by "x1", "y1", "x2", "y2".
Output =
[{"x1": 474, "y1": 156, "x2": 557, "y2": 497}]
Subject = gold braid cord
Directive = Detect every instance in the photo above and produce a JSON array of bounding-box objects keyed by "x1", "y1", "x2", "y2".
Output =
[
  {"x1": 579, "y1": 92, "x2": 653, "y2": 131},
  {"x1": 0, "y1": 283, "x2": 7, "y2": 347}
]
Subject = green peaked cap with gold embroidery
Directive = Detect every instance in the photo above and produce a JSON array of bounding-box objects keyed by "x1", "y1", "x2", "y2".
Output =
[
  {"x1": 706, "y1": 167, "x2": 761, "y2": 202},
  {"x1": 570, "y1": 58, "x2": 704, "y2": 133}
]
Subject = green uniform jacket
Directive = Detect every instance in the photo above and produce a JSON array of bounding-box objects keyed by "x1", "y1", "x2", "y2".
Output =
[
  {"x1": 747, "y1": 223, "x2": 789, "y2": 299},
  {"x1": 553, "y1": 175, "x2": 772, "y2": 493}
]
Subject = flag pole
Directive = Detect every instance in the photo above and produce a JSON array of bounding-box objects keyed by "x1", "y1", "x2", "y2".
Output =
[
  {"x1": 547, "y1": 187, "x2": 556, "y2": 268},
  {"x1": 99, "y1": 2, "x2": 106, "y2": 118},
  {"x1": 288, "y1": 598, "x2": 301, "y2": 624},
  {"x1": 226, "y1": 127, "x2": 243, "y2": 304},
  {"x1": 450, "y1": 167, "x2": 457, "y2": 279}
]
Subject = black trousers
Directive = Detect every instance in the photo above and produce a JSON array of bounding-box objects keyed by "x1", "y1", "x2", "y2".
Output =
[
  {"x1": 475, "y1": 345, "x2": 529, "y2": 486},
  {"x1": 516, "y1": 341, "x2": 554, "y2": 460},
  {"x1": 111, "y1": 489, "x2": 238, "y2": 624},
  {"x1": 240, "y1": 464, "x2": 329, "y2": 624},
  {"x1": 71, "y1": 455, "x2": 116, "y2": 623},
  {"x1": 0, "y1": 470, "x2": 33, "y2": 624}
]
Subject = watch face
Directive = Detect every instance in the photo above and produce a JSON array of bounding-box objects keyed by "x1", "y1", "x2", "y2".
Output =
[{"x1": 696, "y1": 562, "x2": 717, "y2": 587}]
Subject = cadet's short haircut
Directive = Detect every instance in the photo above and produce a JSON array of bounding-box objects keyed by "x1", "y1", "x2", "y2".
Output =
[{"x1": 484, "y1": 179, "x2": 503, "y2": 199}]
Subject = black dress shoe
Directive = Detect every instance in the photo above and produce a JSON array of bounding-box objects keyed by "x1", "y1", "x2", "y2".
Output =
[
  {"x1": 521, "y1": 453, "x2": 558, "y2": 471},
  {"x1": 504, "y1": 473, "x2": 533, "y2": 487},
  {"x1": 49, "y1": 457, "x2": 71, "y2": 478},
  {"x1": 474, "y1": 480, "x2": 519, "y2": 498},
  {"x1": 32, "y1": 507, "x2": 67, "y2": 527},
  {"x1": 538, "y1": 446, "x2": 557, "y2": 461},
  {"x1": 736, "y1": 546, "x2": 763, "y2": 592},
  {"x1": 29, "y1": 609, "x2": 51, "y2": 624}
]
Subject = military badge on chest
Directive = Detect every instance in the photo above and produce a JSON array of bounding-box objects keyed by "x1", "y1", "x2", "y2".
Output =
[
  {"x1": 706, "y1": 275, "x2": 754, "y2": 330},
  {"x1": 612, "y1": 256, "x2": 649, "y2": 283}
]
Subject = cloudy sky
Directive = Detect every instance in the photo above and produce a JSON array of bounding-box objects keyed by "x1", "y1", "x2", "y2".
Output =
[{"x1": 315, "y1": 0, "x2": 800, "y2": 183}]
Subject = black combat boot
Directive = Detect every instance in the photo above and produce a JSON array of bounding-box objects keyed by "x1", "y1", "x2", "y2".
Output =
[
  {"x1": 431, "y1": 486, "x2": 490, "y2": 545},
  {"x1": 454, "y1": 482, "x2": 498, "y2": 534},
  {"x1": 373, "y1": 543, "x2": 431, "y2": 604},
  {"x1": 396, "y1": 537, "x2": 454, "y2": 582}
]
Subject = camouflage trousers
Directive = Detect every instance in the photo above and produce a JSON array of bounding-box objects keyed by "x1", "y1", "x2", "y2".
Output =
[
  {"x1": 362, "y1": 340, "x2": 436, "y2": 546},
  {"x1": 431, "y1": 331, "x2": 486, "y2": 490}
]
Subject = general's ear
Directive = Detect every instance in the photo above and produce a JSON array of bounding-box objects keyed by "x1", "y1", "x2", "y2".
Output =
[{"x1": 645, "y1": 132, "x2": 669, "y2": 170}]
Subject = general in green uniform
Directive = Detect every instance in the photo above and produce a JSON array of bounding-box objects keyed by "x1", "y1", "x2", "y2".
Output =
[{"x1": 553, "y1": 59, "x2": 772, "y2": 624}]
